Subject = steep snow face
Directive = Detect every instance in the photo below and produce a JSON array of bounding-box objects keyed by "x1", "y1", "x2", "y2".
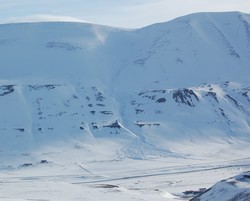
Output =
[
  {"x1": 191, "y1": 171, "x2": 250, "y2": 201},
  {"x1": 1, "y1": 12, "x2": 250, "y2": 89},
  {"x1": 113, "y1": 12, "x2": 250, "y2": 91},
  {"x1": 0, "y1": 22, "x2": 121, "y2": 87},
  {"x1": 0, "y1": 81, "x2": 249, "y2": 159},
  {"x1": 0, "y1": 12, "x2": 250, "y2": 159}
]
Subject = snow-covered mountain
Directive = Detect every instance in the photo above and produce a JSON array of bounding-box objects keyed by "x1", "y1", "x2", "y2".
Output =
[
  {"x1": 1, "y1": 11, "x2": 250, "y2": 201},
  {"x1": 0, "y1": 11, "x2": 250, "y2": 160}
]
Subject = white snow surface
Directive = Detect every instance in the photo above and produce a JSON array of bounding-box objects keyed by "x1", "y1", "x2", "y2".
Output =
[
  {"x1": 0, "y1": 12, "x2": 250, "y2": 200},
  {"x1": 192, "y1": 171, "x2": 250, "y2": 201}
]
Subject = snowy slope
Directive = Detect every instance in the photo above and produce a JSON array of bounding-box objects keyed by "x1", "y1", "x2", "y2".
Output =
[
  {"x1": 0, "y1": 12, "x2": 250, "y2": 160},
  {"x1": 191, "y1": 171, "x2": 250, "y2": 201}
]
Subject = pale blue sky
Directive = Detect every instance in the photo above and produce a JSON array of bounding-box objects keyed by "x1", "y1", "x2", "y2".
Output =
[{"x1": 0, "y1": 0, "x2": 250, "y2": 28}]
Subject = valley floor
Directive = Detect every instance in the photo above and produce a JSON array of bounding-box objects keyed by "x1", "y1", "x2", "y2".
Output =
[{"x1": 0, "y1": 155, "x2": 249, "y2": 201}]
